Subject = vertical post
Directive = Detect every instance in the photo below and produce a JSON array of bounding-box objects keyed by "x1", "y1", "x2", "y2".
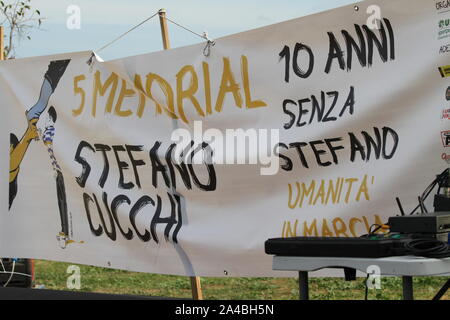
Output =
[
  {"x1": 298, "y1": 271, "x2": 309, "y2": 300},
  {"x1": 157, "y1": 8, "x2": 203, "y2": 301},
  {"x1": 158, "y1": 9, "x2": 171, "y2": 50},
  {"x1": 402, "y1": 276, "x2": 414, "y2": 300},
  {"x1": 0, "y1": 26, "x2": 4, "y2": 60},
  {"x1": 190, "y1": 276, "x2": 203, "y2": 300}
]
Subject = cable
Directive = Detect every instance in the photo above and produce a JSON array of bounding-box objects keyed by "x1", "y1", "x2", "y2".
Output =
[
  {"x1": 407, "y1": 168, "x2": 449, "y2": 215},
  {"x1": 0, "y1": 259, "x2": 32, "y2": 287},
  {"x1": 405, "y1": 239, "x2": 450, "y2": 258},
  {"x1": 0, "y1": 271, "x2": 32, "y2": 278},
  {"x1": 3, "y1": 260, "x2": 15, "y2": 287},
  {"x1": 95, "y1": 11, "x2": 213, "y2": 54},
  {"x1": 95, "y1": 11, "x2": 160, "y2": 53},
  {"x1": 369, "y1": 224, "x2": 382, "y2": 235},
  {"x1": 164, "y1": 16, "x2": 210, "y2": 41},
  {"x1": 419, "y1": 196, "x2": 425, "y2": 214},
  {"x1": 360, "y1": 224, "x2": 390, "y2": 237},
  {"x1": 92, "y1": 10, "x2": 215, "y2": 62},
  {"x1": 0, "y1": 258, "x2": 5, "y2": 272},
  {"x1": 396, "y1": 197, "x2": 405, "y2": 216},
  {"x1": 163, "y1": 15, "x2": 215, "y2": 57}
]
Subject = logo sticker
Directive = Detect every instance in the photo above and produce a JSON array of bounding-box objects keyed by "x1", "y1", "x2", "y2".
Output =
[
  {"x1": 439, "y1": 19, "x2": 450, "y2": 39},
  {"x1": 442, "y1": 130, "x2": 450, "y2": 147},
  {"x1": 437, "y1": 1, "x2": 450, "y2": 13},
  {"x1": 443, "y1": 152, "x2": 450, "y2": 164},
  {"x1": 439, "y1": 65, "x2": 450, "y2": 78},
  {"x1": 440, "y1": 44, "x2": 450, "y2": 54}
]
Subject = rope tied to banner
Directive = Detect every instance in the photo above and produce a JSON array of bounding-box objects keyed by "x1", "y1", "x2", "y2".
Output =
[
  {"x1": 163, "y1": 15, "x2": 216, "y2": 57},
  {"x1": 201, "y1": 31, "x2": 215, "y2": 57},
  {"x1": 88, "y1": 9, "x2": 215, "y2": 66}
]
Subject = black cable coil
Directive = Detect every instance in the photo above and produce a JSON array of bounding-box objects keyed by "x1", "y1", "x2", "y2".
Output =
[{"x1": 405, "y1": 239, "x2": 450, "y2": 258}]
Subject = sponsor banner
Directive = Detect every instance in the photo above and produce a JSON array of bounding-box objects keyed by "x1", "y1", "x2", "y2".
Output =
[{"x1": 0, "y1": 0, "x2": 448, "y2": 277}]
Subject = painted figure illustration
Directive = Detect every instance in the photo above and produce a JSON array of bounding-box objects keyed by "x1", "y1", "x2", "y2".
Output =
[{"x1": 9, "y1": 59, "x2": 73, "y2": 249}]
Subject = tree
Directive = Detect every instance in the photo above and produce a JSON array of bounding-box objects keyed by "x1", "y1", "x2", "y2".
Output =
[{"x1": 0, "y1": 0, "x2": 42, "y2": 59}]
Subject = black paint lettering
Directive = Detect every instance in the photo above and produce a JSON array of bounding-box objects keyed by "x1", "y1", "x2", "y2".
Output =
[
  {"x1": 129, "y1": 195, "x2": 152, "y2": 242},
  {"x1": 362, "y1": 128, "x2": 382, "y2": 160},
  {"x1": 323, "y1": 91, "x2": 338, "y2": 122},
  {"x1": 171, "y1": 194, "x2": 183, "y2": 243},
  {"x1": 310, "y1": 92, "x2": 325, "y2": 124},
  {"x1": 74, "y1": 141, "x2": 95, "y2": 188},
  {"x1": 94, "y1": 144, "x2": 111, "y2": 188},
  {"x1": 297, "y1": 98, "x2": 310, "y2": 127},
  {"x1": 94, "y1": 192, "x2": 116, "y2": 241},
  {"x1": 349, "y1": 132, "x2": 366, "y2": 162},
  {"x1": 325, "y1": 32, "x2": 345, "y2": 73},
  {"x1": 277, "y1": 143, "x2": 293, "y2": 171},
  {"x1": 149, "y1": 141, "x2": 171, "y2": 189},
  {"x1": 384, "y1": 18, "x2": 395, "y2": 60},
  {"x1": 165, "y1": 143, "x2": 192, "y2": 190},
  {"x1": 382, "y1": 126, "x2": 399, "y2": 159},
  {"x1": 83, "y1": 192, "x2": 103, "y2": 237},
  {"x1": 187, "y1": 143, "x2": 217, "y2": 191},
  {"x1": 292, "y1": 42, "x2": 314, "y2": 79},
  {"x1": 279, "y1": 45, "x2": 291, "y2": 83},
  {"x1": 126, "y1": 145, "x2": 146, "y2": 189},
  {"x1": 150, "y1": 194, "x2": 176, "y2": 244},
  {"x1": 111, "y1": 194, "x2": 133, "y2": 240},
  {"x1": 362, "y1": 22, "x2": 388, "y2": 66},
  {"x1": 289, "y1": 142, "x2": 309, "y2": 168},
  {"x1": 325, "y1": 137, "x2": 344, "y2": 165},
  {"x1": 309, "y1": 140, "x2": 331, "y2": 167},
  {"x1": 342, "y1": 25, "x2": 367, "y2": 70},
  {"x1": 283, "y1": 99, "x2": 297, "y2": 129},
  {"x1": 339, "y1": 86, "x2": 355, "y2": 117},
  {"x1": 112, "y1": 145, "x2": 134, "y2": 190}
]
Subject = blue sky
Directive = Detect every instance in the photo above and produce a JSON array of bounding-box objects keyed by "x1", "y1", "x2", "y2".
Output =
[{"x1": 8, "y1": 0, "x2": 357, "y2": 60}]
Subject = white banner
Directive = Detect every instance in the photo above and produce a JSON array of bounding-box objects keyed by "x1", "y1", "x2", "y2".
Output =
[{"x1": 0, "y1": 0, "x2": 448, "y2": 277}]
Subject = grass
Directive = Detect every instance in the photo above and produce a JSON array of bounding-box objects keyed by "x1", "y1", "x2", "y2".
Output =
[{"x1": 33, "y1": 260, "x2": 449, "y2": 300}]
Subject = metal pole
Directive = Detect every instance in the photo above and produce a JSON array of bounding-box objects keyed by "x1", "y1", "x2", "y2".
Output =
[
  {"x1": 157, "y1": 8, "x2": 203, "y2": 301},
  {"x1": 298, "y1": 271, "x2": 309, "y2": 300},
  {"x1": 432, "y1": 278, "x2": 450, "y2": 300},
  {"x1": 402, "y1": 276, "x2": 414, "y2": 300}
]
